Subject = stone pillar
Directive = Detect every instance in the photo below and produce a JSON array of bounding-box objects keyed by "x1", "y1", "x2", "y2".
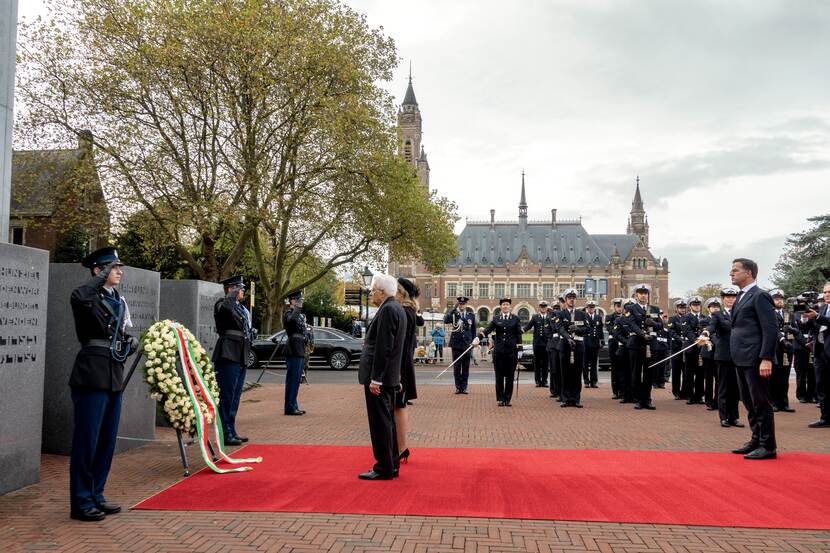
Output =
[
  {"x1": 0, "y1": 0, "x2": 18, "y2": 243},
  {"x1": 0, "y1": 243, "x2": 48, "y2": 495},
  {"x1": 42, "y1": 264, "x2": 160, "y2": 455},
  {"x1": 159, "y1": 279, "x2": 224, "y2": 356}
]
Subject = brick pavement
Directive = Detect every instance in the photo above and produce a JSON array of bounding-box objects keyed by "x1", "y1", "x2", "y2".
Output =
[{"x1": 2, "y1": 378, "x2": 829, "y2": 552}]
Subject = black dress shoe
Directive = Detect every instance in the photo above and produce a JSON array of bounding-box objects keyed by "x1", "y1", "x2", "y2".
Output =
[
  {"x1": 560, "y1": 402, "x2": 569, "y2": 408},
  {"x1": 497, "y1": 401, "x2": 505, "y2": 406},
  {"x1": 706, "y1": 405, "x2": 717, "y2": 411},
  {"x1": 358, "y1": 470, "x2": 393, "y2": 480},
  {"x1": 644, "y1": 402, "x2": 656, "y2": 410},
  {"x1": 720, "y1": 420, "x2": 731, "y2": 427},
  {"x1": 460, "y1": 389, "x2": 468, "y2": 394},
  {"x1": 798, "y1": 398, "x2": 808, "y2": 403},
  {"x1": 96, "y1": 502, "x2": 121, "y2": 515},
  {"x1": 234, "y1": 435, "x2": 249, "y2": 443},
  {"x1": 573, "y1": 403, "x2": 583, "y2": 408},
  {"x1": 285, "y1": 410, "x2": 304, "y2": 416},
  {"x1": 808, "y1": 419, "x2": 830, "y2": 428},
  {"x1": 634, "y1": 403, "x2": 643, "y2": 410},
  {"x1": 779, "y1": 406, "x2": 796, "y2": 413},
  {"x1": 731, "y1": 442, "x2": 759, "y2": 455},
  {"x1": 503, "y1": 401, "x2": 512, "y2": 406},
  {"x1": 730, "y1": 420, "x2": 745, "y2": 428},
  {"x1": 224, "y1": 437, "x2": 243, "y2": 446},
  {"x1": 70, "y1": 507, "x2": 106, "y2": 522},
  {"x1": 455, "y1": 389, "x2": 463, "y2": 394},
  {"x1": 590, "y1": 384, "x2": 599, "y2": 388},
  {"x1": 611, "y1": 394, "x2": 620, "y2": 400},
  {"x1": 744, "y1": 447, "x2": 777, "y2": 460}
]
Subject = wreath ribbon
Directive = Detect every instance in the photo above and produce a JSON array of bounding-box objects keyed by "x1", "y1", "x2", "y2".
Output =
[{"x1": 170, "y1": 322, "x2": 262, "y2": 473}]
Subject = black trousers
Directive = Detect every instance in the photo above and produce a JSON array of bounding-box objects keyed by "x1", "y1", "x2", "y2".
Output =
[
  {"x1": 452, "y1": 347, "x2": 471, "y2": 392},
  {"x1": 716, "y1": 360, "x2": 739, "y2": 423},
  {"x1": 794, "y1": 350, "x2": 815, "y2": 402},
  {"x1": 363, "y1": 385, "x2": 399, "y2": 476},
  {"x1": 548, "y1": 347, "x2": 561, "y2": 396},
  {"x1": 815, "y1": 345, "x2": 829, "y2": 421},
  {"x1": 671, "y1": 350, "x2": 686, "y2": 398},
  {"x1": 703, "y1": 358, "x2": 717, "y2": 408},
  {"x1": 770, "y1": 358, "x2": 791, "y2": 409},
  {"x1": 735, "y1": 364, "x2": 776, "y2": 450},
  {"x1": 493, "y1": 350, "x2": 517, "y2": 403},
  {"x1": 559, "y1": 346, "x2": 583, "y2": 404},
  {"x1": 583, "y1": 346, "x2": 599, "y2": 385},
  {"x1": 608, "y1": 342, "x2": 620, "y2": 395},
  {"x1": 533, "y1": 345, "x2": 549, "y2": 385},
  {"x1": 629, "y1": 347, "x2": 653, "y2": 405},
  {"x1": 651, "y1": 348, "x2": 668, "y2": 386},
  {"x1": 684, "y1": 348, "x2": 704, "y2": 401}
]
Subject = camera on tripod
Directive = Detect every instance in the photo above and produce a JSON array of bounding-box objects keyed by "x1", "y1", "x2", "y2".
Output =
[{"x1": 790, "y1": 291, "x2": 819, "y2": 312}]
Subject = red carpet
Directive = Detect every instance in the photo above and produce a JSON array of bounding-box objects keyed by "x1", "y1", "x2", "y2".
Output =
[{"x1": 134, "y1": 444, "x2": 830, "y2": 529}]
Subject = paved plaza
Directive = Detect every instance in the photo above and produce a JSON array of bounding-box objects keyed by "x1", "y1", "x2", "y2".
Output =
[{"x1": 2, "y1": 363, "x2": 830, "y2": 552}]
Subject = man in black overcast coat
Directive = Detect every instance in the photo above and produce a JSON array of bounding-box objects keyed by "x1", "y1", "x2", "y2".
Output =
[
  {"x1": 357, "y1": 273, "x2": 407, "y2": 480},
  {"x1": 728, "y1": 258, "x2": 779, "y2": 460}
]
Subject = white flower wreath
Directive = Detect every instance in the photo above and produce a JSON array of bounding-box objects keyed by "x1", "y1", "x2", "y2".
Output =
[{"x1": 141, "y1": 320, "x2": 220, "y2": 434}]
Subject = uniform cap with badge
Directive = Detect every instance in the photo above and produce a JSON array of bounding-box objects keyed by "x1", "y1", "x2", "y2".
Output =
[
  {"x1": 632, "y1": 283, "x2": 651, "y2": 295},
  {"x1": 562, "y1": 288, "x2": 578, "y2": 298},
  {"x1": 81, "y1": 246, "x2": 124, "y2": 270},
  {"x1": 705, "y1": 297, "x2": 721, "y2": 308},
  {"x1": 769, "y1": 288, "x2": 785, "y2": 299},
  {"x1": 221, "y1": 275, "x2": 245, "y2": 289},
  {"x1": 720, "y1": 285, "x2": 740, "y2": 296}
]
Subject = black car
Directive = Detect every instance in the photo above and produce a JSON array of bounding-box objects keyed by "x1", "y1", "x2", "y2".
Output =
[{"x1": 251, "y1": 327, "x2": 363, "y2": 370}]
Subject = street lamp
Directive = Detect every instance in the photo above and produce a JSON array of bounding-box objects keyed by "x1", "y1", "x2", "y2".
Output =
[{"x1": 361, "y1": 266, "x2": 373, "y2": 326}]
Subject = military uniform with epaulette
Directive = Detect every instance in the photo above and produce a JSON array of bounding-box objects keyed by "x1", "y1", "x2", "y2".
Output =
[
  {"x1": 213, "y1": 275, "x2": 254, "y2": 444},
  {"x1": 69, "y1": 248, "x2": 138, "y2": 522},
  {"x1": 666, "y1": 301, "x2": 688, "y2": 399},
  {"x1": 605, "y1": 304, "x2": 623, "y2": 398},
  {"x1": 770, "y1": 290, "x2": 798, "y2": 412},
  {"x1": 682, "y1": 297, "x2": 706, "y2": 404},
  {"x1": 555, "y1": 289, "x2": 589, "y2": 407},
  {"x1": 792, "y1": 315, "x2": 815, "y2": 403},
  {"x1": 547, "y1": 297, "x2": 565, "y2": 398},
  {"x1": 283, "y1": 290, "x2": 308, "y2": 416},
  {"x1": 480, "y1": 300, "x2": 523, "y2": 406},
  {"x1": 700, "y1": 299, "x2": 718, "y2": 410},
  {"x1": 523, "y1": 302, "x2": 553, "y2": 387},
  {"x1": 444, "y1": 296, "x2": 476, "y2": 394},
  {"x1": 582, "y1": 301, "x2": 604, "y2": 388},
  {"x1": 650, "y1": 312, "x2": 670, "y2": 388},
  {"x1": 621, "y1": 284, "x2": 662, "y2": 409}
]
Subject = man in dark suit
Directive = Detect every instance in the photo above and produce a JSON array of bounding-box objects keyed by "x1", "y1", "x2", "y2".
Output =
[
  {"x1": 358, "y1": 273, "x2": 407, "y2": 480},
  {"x1": 705, "y1": 286, "x2": 743, "y2": 428},
  {"x1": 523, "y1": 300, "x2": 552, "y2": 387},
  {"x1": 69, "y1": 247, "x2": 138, "y2": 521},
  {"x1": 481, "y1": 298, "x2": 523, "y2": 406},
  {"x1": 728, "y1": 258, "x2": 779, "y2": 459},
  {"x1": 801, "y1": 281, "x2": 830, "y2": 427},
  {"x1": 213, "y1": 275, "x2": 253, "y2": 445},
  {"x1": 555, "y1": 288, "x2": 589, "y2": 407},
  {"x1": 582, "y1": 300, "x2": 604, "y2": 388},
  {"x1": 622, "y1": 283, "x2": 662, "y2": 410}
]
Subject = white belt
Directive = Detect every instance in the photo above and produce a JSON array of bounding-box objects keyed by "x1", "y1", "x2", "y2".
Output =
[
  {"x1": 552, "y1": 333, "x2": 559, "y2": 338},
  {"x1": 573, "y1": 336, "x2": 583, "y2": 342},
  {"x1": 656, "y1": 337, "x2": 667, "y2": 343}
]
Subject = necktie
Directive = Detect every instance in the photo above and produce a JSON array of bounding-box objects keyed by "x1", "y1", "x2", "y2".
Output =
[{"x1": 735, "y1": 290, "x2": 744, "y2": 305}]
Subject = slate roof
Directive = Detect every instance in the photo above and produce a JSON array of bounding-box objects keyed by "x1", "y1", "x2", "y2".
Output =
[
  {"x1": 403, "y1": 78, "x2": 417, "y2": 106},
  {"x1": 447, "y1": 221, "x2": 640, "y2": 268}
]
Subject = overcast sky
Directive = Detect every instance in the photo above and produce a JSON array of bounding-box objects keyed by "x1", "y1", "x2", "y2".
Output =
[{"x1": 17, "y1": 1, "x2": 830, "y2": 295}]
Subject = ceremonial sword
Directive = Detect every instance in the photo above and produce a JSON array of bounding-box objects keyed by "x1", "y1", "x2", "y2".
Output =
[
  {"x1": 434, "y1": 340, "x2": 479, "y2": 379},
  {"x1": 648, "y1": 338, "x2": 709, "y2": 369}
]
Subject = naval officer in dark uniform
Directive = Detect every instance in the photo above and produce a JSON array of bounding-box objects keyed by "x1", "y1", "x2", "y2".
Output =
[
  {"x1": 283, "y1": 291, "x2": 307, "y2": 416},
  {"x1": 555, "y1": 288, "x2": 589, "y2": 407},
  {"x1": 444, "y1": 296, "x2": 476, "y2": 394},
  {"x1": 480, "y1": 298, "x2": 523, "y2": 406},
  {"x1": 523, "y1": 300, "x2": 552, "y2": 387},
  {"x1": 213, "y1": 275, "x2": 253, "y2": 445},
  {"x1": 582, "y1": 300, "x2": 604, "y2": 388},
  {"x1": 69, "y1": 247, "x2": 138, "y2": 521},
  {"x1": 622, "y1": 283, "x2": 662, "y2": 410},
  {"x1": 605, "y1": 298, "x2": 624, "y2": 399}
]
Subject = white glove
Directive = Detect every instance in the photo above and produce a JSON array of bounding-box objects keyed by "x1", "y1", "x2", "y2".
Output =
[{"x1": 472, "y1": 337, "x2": 480, "y2": 346}]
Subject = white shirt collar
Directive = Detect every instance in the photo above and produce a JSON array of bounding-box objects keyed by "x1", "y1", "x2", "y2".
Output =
[{"x1": 740, "y1": 281, "x2": 757, "y2": 294}]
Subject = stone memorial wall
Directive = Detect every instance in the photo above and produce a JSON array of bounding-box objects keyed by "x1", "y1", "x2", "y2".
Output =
[
  {"x1": 159, "y1": 280, "x2": 224, "y2": 356},
  {"x1": 43, "y1": 264, "x2": 160, "y2": 455},
  {"x1": 0, "y1": 243, "x2": 48, "y2": 495}
]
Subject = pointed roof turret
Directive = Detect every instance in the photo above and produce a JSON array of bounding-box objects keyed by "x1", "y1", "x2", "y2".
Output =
[
  {"x1": 518, "y1": 170, "x2": 528, "y2": 223},
  {"x1": 632, "y1": 175, "x2": 644, "y2": 212},
  {"x1": 403, "y1": 68, "x2": 418, "y2": 106}
]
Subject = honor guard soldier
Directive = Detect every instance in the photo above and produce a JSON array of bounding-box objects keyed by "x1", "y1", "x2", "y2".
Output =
[
  {"x1": 523, "y1": 300, "x2": 553, "y2": 387},
  {"x1": 283, "y1": 291, "x2": 307, "y2": 416},
  {"x1": 69, "y1": 247, "x2": 138, "y2": 521},
  {"x1": 480, "y1": 298, "x2": 523, "y2": 406},
  {"x1": 704, "y1": 286, "x2": 743, "y2": 427},
  {"x1": 701, "y1": 298, "x2": 719, "y2": 410},
  {"x1": 650, "y1": 310, "x2": 670, "y2": 389},
  {"x1": 582, "y1": 300, "x2": 604, "y2": 388},
  {"x1": 792, "y1": 311, "x2": 815, "y2": 404},
  {"x1": 800, "y1": 281, "x2": 830, "y2": 427},
  {"x1": 213, "y1": 275, "x2": 254, "y2": 445},
  {"x1": 444, "y1": 296, "x2": 476, "y2": 394},
  {"x1": 683, "y1": 296, "x2": 706, "y2": 404},
  {"x1": 547, "y1": 295, "x2": 566, "y2": 399},
  {"x1": 666, "y1": 299, "x2": 688, "y2": 400},
  {"x1": 622, "y1": 283, "x2": 662, "y2": 410},
  {"x1": 606, "y1": 298, "x2": 625, "y2": 399},
  {"x1": 770, "y1": 289, "x2": 797, "y2": 412},
  {"x1": 555, "y1": 288, "x2": 588, "y2": 407}
]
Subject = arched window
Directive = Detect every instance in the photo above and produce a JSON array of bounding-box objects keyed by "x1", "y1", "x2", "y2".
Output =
[
  {"x1": 517, "y1": 307, "x2": 530, "y2": 323},
  {"x1": 477, "y1": 307, "x2": 490, "y2": 323},
  {"x1": 404, "y1": 140, "x2": 413, "y2": 163}
]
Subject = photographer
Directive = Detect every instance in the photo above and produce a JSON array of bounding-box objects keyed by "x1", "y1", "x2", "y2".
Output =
[{"x1": 800, "y1": 282, "x2": 830, "y2": 428}]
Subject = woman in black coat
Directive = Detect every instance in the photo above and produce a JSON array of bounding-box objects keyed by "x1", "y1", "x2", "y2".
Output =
[{"x1": 395, "y1": 278, "x2": 423, "y2": 463}]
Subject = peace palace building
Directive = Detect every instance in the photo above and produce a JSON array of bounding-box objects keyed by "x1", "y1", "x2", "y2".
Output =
[{"x1": 389, "y1": 77, "x2": 670, "y2": 324}]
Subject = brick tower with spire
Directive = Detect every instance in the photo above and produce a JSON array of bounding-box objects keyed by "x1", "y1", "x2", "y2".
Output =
[{"x1": 397, "y1": 68, "x2": 430, "y2": 190}]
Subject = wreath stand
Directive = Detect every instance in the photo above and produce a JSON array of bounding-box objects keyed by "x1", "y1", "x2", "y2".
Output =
[{"x1": 124, "y1": 351, "x2": 219, "y2": 477}]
